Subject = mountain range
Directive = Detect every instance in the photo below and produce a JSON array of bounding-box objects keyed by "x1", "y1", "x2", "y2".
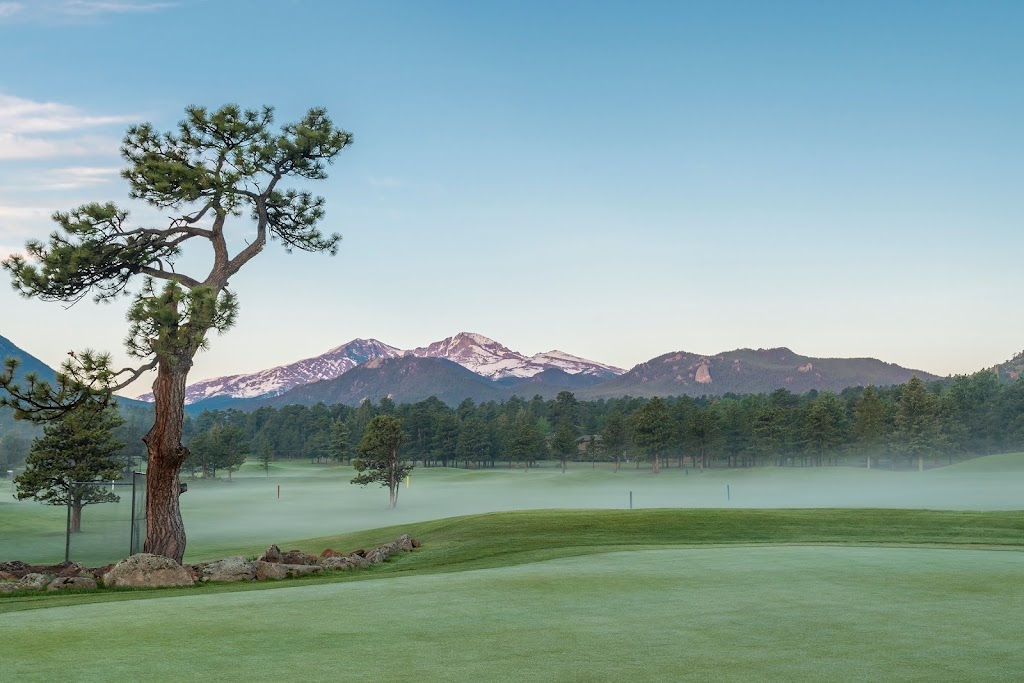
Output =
[
  {"x1": 138, "y1": 332, "x2": 624, "y2": 404},
  {"x1": 145, "y1": 331, "x2": 943, "y2": 410},
  {"x1": 0, "y1": 331, "x2": 961, "y2": 411}
]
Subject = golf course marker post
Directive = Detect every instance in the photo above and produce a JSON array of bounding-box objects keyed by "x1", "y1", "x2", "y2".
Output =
[
  {"x1": 629, "y1": 491, "x2": 633, "y2": 509},
  {"x1": 726, "y1": 484, "x2": 730, "y2": 501}
]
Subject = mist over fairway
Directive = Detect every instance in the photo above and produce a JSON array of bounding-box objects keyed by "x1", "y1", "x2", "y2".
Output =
[{"x1": 2, "y1": 453, "x2": 1022, "y2": 565}]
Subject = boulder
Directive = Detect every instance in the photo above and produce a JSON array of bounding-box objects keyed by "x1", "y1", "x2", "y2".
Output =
[
  {"x1": 0, "y1": 573, "x2": 54, "y2": 592},
  {"x1": 103, "y1": 554, "x2": 194, "y2": 588},
  {"x1": 58, "y1": 562, "x2": 87, "y2": 578},
  {"x1": 345, "y1": 553, "x2": 370, "y2": 569},
  {"x1": 280, "y1": 550, "x2": 318, "y2": 566},
  {"x1": 254, "y1": 561, "x2": 323, "y2": 581},
  {"x1": 0, "y1": 571, "x2": 16, "y2": 581},
  {"x1": 411, "y1": 538, "x2": 422, "y2": 548},
  {"x1": 0, "y1": 561, "x2": 29, "y2": 573},
  {"x1": 47, "y1": 576, "x2": 98, "y2": 591},
  {"x1": 17, "y1": 573, "x2": 54, "y2": 591},
  {"x1": 201, "y1": 557, "x2": 257, "y2": 583},
  {"x1": 320, "y1": 548, "x2": 344, "y2": 559},
  {"x1": 381, "y1": 542, "x2": 401, "y2": 558},
  {"x1": 319, "y1": 556, "x2": 358, "y2": 571},
  {"x1": 396, "y1": 535, "x2": 414, "y2": 552},
  {"x1": 257, "y1": 544, "x2": 283, "y2": 563},
  {"x1": 364, "y1": 549, "x2": 384, "y2": 564}
]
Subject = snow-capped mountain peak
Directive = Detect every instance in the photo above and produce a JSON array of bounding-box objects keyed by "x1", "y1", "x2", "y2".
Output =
[{"x1": 137, "y1": 332, "x2": 624, "y2": 404}]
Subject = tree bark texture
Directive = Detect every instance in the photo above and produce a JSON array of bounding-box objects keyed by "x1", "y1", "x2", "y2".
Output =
[
  {"x1": 142, "y1": 358, "x2": 191, "y2": 563},
  {"x1": 70, "y1": 496, "x2": 82, "y2": 534}
]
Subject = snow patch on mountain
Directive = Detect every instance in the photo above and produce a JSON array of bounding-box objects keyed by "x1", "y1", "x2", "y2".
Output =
[
  {"x1": 137, "y1": 332, "x2": 624, "y2": 404},
  {"x1": 137, "y1": 339, "x2": 403, "y2": 404}
]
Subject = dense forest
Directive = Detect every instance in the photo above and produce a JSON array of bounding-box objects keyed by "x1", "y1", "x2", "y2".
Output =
[
  {"x1": 173, "y1": 371, "x2": 1024, "y2": 476},
  {"x1": 4, "y1": 371, "x2": 1022, "y2": 478}
]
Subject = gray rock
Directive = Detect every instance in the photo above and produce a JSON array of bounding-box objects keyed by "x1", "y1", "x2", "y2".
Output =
[
  {"x1": 345, "y1": 553, "x2": 371, "y2": 569},
  {"x1": 254, "y1": 561, "x2": 323, "y2": 580},
  {"x1": 48, "y1": 576, "x2": 98, "y2": 591},
  {"x1": 17, "y1": 573, "x2": 54, "y2": 590},
  {"x1": 396, "y1": 535, "x2": 414, "y2": 552},
  {"x1": 280, "y1": 550, "x2": 318, "y2": 565},
  {"x1": 103, "y1": 554, "x2": 194, "y2": 588},
  {"x1": 364, "y1": 549, "x2": 384, "y2": 564},
  {"x1": 319, "y1": 556, "x2": 357, "y2": 571},
  {"x1": 257, "y1": 544, "x2": 283, "y2": 563},
  {"x1": 201, "y1": 557, "x2": 257, "y2": 583}
]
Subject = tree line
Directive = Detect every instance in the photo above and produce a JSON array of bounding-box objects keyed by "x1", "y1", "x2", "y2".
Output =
[{"x1": 178, "y1": 370, "x2": 1024, "y2": 474}]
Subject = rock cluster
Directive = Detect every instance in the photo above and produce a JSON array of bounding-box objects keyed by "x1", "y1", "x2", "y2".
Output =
[
  {"x1": 188, "y1": 534, "x2": 420, "y2": 584},
  {"x1": 0, "y1": 561, "x2": 108, "y2": 593},
  {"x1": 0, "y1": 534, "x2": 421, "y2": 594}
]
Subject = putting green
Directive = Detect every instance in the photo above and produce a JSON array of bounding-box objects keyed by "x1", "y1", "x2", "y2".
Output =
[{"x1": 2, "y1": 546, "x2": 1021, "y2": 682}]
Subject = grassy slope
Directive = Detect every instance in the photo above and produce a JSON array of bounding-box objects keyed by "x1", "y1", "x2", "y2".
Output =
[
  {"x1": 2, "y1": 507, "x2": 1022, "y2": 614},
  {"x1": 2, "y1": 544, "x2": 1023, "y2": 682}
]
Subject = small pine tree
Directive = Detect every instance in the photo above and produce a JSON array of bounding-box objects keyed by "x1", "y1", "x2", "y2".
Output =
[{"x1": 15, "y1": 401, "x2": 125, "y2": 533}]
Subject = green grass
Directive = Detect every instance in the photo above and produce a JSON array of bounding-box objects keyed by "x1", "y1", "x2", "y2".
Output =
[
  {"x1": 3, "y1": 507, "x2": 1022, "y2": 614},
  {"x1": 3, "y1": 452, "x2": 1024, "y2": 565},
  {"x1": 2, "y1": 455, "x2": 1023, "y2": 682},
  {"x1": 2, "y1": 542, "x2": 1022, "y2": 681}
]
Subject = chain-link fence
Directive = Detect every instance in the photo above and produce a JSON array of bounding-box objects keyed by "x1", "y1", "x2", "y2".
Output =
[{"x1": 64, "y1": 473, "x2": 146, "y2": 566}]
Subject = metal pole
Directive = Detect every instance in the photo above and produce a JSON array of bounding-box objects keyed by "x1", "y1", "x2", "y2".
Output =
[
  {"x1": 129, "y1": 472, "x2": 138, "y2": 556},
  {"x1": 629, "y1": 491, "x2": 633, "y2": 509},
  {"x1": 64, "y1": 495, "x2": 72, "y2": 564}
]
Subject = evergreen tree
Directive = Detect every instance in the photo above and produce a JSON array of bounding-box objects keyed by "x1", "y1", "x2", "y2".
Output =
[
  {"x1": 686, "y1": 407, "x2": 721, "y2": 470},
  {"x1": 800, "y1": 392, "x2": 847, "y2": 466},
  {"x1": 853, "y1": 386, "x2": 886, "y2": 468},
  {"x1": 255, "y1": 436, "x2": 273, "y2": 476},
  {"x1": 456, "y1": 416, "x2": 490, "y2": 466},
  {"x1": 327, "y1": 418, "x2": 353, "y2": 464},
  {"x1": 600, "y1": 410, "x2": 628, "y2": 471},
  {"x1": 550, "y1": 419, "x2": 578, "y2": 472},
  {"x1": 632, "y1": 397, "x2": 674, "y2": 473},
  {"x1": 0, "y1": 104, "x2": 351, "y2": 562},
  {"x1": 14, "y1": 401, "x2": 125, "y2": 533},
  {"x1": 893, "y1": 377, "x2": 945, "y2": 471},
  {"x1": 351, "y1": 415, "x2": 411, "y2": 509}
]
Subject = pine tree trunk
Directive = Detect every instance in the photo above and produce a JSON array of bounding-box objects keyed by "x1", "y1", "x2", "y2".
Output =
[
  {"x1": 70, "y1": 496, "x2": 82, "y2": 534},
  {"x1": 142, "y1": 358, "x2": 191, "y2": 563}
]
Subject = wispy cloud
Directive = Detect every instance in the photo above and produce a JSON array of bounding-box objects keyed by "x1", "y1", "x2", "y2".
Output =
[
  {"x1": 36, "y1": 165, "x2": 121, "y2": 189},
  {"x1": 0, "y1": 3, "x2": 23, "y2": 20},
  {"x1": 0, "y1": 95, "x2": 132, "y2": 160},
  {"x1": 60, "y1": 1, "x2": 176, "y2": 16},
  {"x1": 0, "y1": 0, "x2": 175, "y2": 23},
  {"x1": 0, "y1": 94, "x2": 134, "y2": 134},
  {"x1": 0, "y1": 132, "x2": 119, "y2": 160}
]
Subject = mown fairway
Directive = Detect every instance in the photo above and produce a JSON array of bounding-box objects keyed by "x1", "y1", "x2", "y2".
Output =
[
  {"x1": 2, "y1": 543, "x2": 1023, "y2": 682},
  {"x1": 2, "y1": 455, "x2": 1023, "y2": 681},
  {"x1": 2, "y1": 452, "x2": 1023, "y2": 565}
]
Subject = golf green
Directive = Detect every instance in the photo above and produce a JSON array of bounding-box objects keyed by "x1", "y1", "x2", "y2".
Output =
[{"x1": 3, "y1": 546, "x2": 1021, "y2": 682}]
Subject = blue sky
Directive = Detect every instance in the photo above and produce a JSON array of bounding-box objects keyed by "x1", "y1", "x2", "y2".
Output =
[{"x1": 0, "y1": 0, "x2": 1022, "y2": 396}]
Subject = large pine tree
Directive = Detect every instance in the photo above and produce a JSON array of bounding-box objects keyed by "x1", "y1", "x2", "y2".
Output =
[{"x1": 1, "y1": 104, "x2": 351, "y2": 562}]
